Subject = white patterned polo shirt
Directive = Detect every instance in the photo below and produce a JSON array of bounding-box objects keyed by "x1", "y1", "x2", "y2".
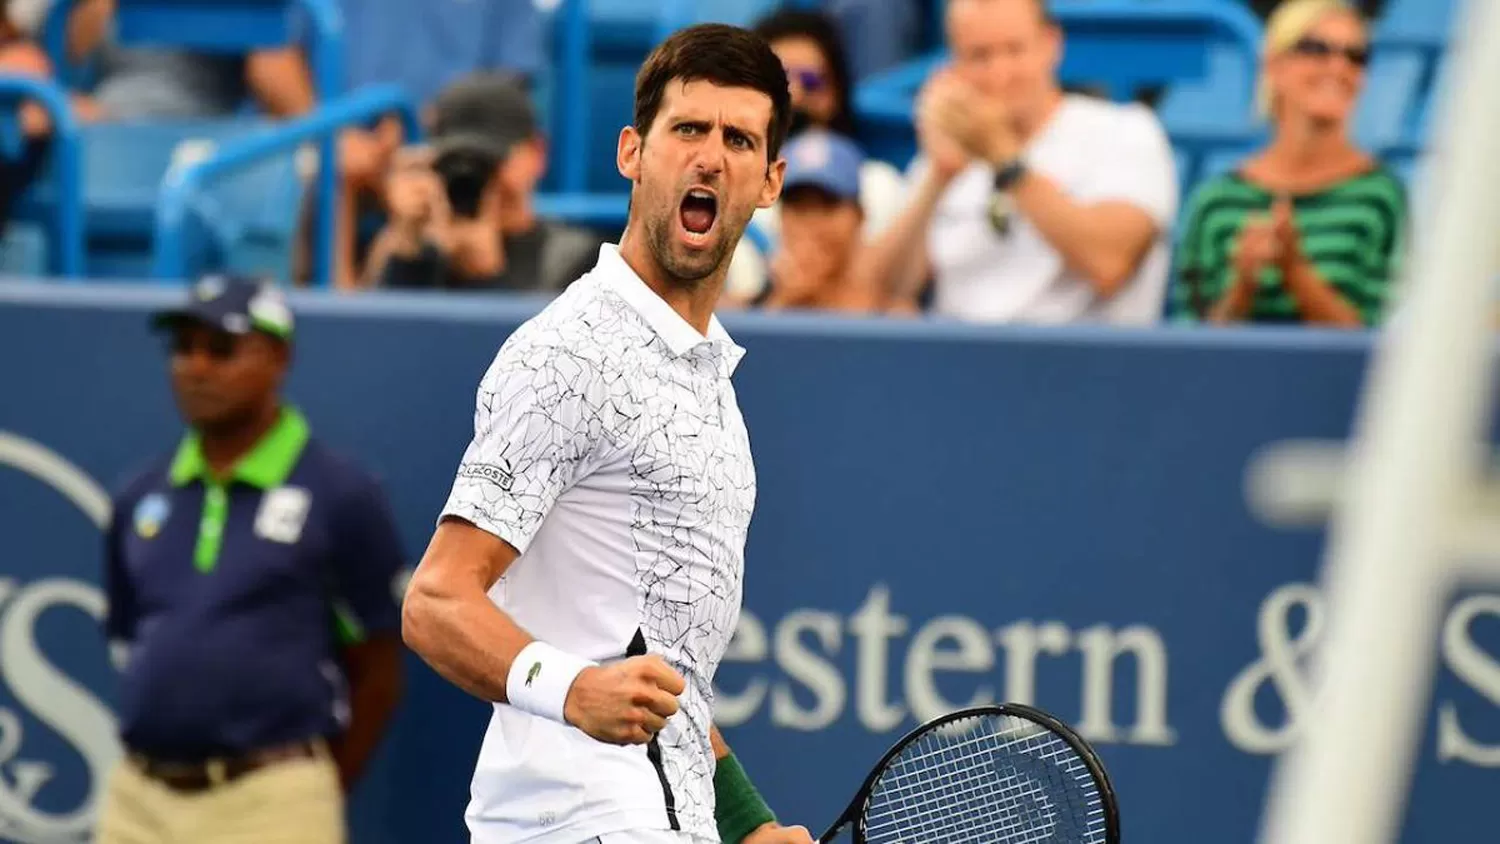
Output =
[{"x1": 441, "y1": 244, "x2": 755, "y2": 844}]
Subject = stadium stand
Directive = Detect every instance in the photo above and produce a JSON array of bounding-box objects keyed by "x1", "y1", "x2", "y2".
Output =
[
  {"x1": 0, "y1": 0, "x2": 1461, "y2": 287},
  {"x1": 3, "y1": 0, "x2": 417, "y2": 283}
]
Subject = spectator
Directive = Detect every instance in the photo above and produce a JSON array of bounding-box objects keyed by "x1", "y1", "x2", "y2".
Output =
[
  {"x1": 1170, "y1": 0, "x2": 1406, "y2": 327},
  {"x1": 757, "y1": 131, "x2": 874, "y2": 312},
  {"x1": 333, "y1": 0, "x2": 543, "y2": 289},
  {"x1": 724, "y1": 7, "x2": 903, "y2": 306},
  {"x1": 857, "y1": 0, "x2": 1178, "y2": 325},
  {"x1": 0, "y1": 0, "x2": 101, "y2": 233},
  {"x1": 61, "y1": 0, "x2": 394, "y2": 286},
  {"x1": 96, "y1": 276, "x2": 405, "y2": 844},
  {"x1": 364, "y1": 73, "x2": 600, "y2": 294}
]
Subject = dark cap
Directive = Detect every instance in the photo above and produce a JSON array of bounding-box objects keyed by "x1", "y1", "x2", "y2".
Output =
[
  {"x1": 151, "y1": 274, "x2": 295, "y2": 341},
  {"x1": 430, "y1": 72, "x2": 538, "y2": 161}
]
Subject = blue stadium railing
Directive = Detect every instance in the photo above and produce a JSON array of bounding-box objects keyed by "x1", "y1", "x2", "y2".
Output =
[
  {"x1": 41, "y1": 0, "x2": 349, "y2": 284},
  {"x1": 153, "y1": 84, "x2": 418, "y2": 282},
  {"x1": 0, "y1": 76, "x2": 84, "y2": 277}
]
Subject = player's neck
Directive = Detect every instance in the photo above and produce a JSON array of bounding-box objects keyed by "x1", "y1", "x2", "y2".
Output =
[{"x1": 617, "y1": 232, "x2": 724, "y2": 336}]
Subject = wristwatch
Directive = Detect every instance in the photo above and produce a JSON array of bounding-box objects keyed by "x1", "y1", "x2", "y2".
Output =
[
  {"x1": 992, "y1": 157, "x2": 1029, "y2": 192},
  {"x1": 988, "y1": 158, "x2": 1028, "y2": 235}
]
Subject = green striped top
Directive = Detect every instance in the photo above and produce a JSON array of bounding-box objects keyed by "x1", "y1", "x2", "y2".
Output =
[{"x1": 1169, "y1": 166, "x2": 1408, "y2": 325}]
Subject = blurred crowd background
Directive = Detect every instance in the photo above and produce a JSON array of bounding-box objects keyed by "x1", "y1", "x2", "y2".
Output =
[
  {"x1": 0, "y1": 0, "x2": 1444, "y2": 329},
  {"x1": 0, "y1": 2, "x2": 1478, "y2": 842}
]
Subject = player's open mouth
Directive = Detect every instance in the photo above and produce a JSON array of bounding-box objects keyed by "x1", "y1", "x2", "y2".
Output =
[{"x1": 678, "y1": 187, "x2": 718, "y2": 244}]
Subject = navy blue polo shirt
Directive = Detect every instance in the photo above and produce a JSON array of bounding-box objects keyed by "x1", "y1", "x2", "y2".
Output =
[{"x1": 104, "y1": 407, "x2": 406, "y2": 762}]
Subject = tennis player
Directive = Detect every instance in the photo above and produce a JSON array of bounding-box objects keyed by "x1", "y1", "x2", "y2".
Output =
[{"x1": 402, "y1": 22, "x2": 814, "y2": 844}]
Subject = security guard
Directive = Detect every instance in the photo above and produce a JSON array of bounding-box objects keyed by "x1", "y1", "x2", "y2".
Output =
[{"x1": 97, "y1": 276, "x2": 406, "y2": 844}]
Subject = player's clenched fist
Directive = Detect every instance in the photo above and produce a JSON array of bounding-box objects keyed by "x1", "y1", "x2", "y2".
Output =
[{"x1": 563, "y1": 655, "x2": 686, "y2": 745}]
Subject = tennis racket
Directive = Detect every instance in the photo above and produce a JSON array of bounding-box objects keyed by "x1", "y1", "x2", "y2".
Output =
[{"x1": 816, "y1": 703, "x2": 1120, "y2": 844}]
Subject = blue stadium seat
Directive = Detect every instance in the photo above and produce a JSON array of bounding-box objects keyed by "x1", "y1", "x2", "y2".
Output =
[
  {"x1": 0, "y1": 223, "x2": 49, "y2": 276},
  {"x1": 1374, "y1": 0, "x2": 1457, "y2": 48},
  {"x1": 1384, "y1": 152, "x2": 1417, "y2": 186},
  {"x1": 1352, "y1": 49, "x2": 1425, "y2": 155},
  {"x1": 1197, "y1": 143, "x2": 1253, "y2": 184},
  {"x1": 528, "y1": 0, "x2": 647, "y2": 232},
  {"x1": 1173, "y1": 146, "x2": 1196, "y2": 203},
  {"x1": 26, "y1": 0, "x2": 348, "y2": 283},
  {"x1": 13, "y1": 119, "x2": 301, "y2": 279},
  {"x1": 1157, "y1": 42, "x2": 1257, "y2": 136},
  {"x1": 686, "y1": 0, "x2": 786, "y2": 27}
]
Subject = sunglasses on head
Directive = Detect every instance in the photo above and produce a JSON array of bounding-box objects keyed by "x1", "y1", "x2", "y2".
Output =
[
  {"x1": 1289, "y1": 36, "x2": 1370, "y2": 67},
  {"x1": 786, "y1": 67, "x2": 827, "y2": 92},
  {"x1": 167, "y1": 330, "x2": 241, "y2": 361}
]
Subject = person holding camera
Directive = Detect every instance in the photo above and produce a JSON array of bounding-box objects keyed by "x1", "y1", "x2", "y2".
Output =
[{"x1": 365, "y1": 74, "x2": 600, "y2": 294}]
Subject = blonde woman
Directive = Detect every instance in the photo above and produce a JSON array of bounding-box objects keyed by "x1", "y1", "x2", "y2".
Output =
[{"x1": 1170, "y1": 0, "x2": 1407, "y2": 326}]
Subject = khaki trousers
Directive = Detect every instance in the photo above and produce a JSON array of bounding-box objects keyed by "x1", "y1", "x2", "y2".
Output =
[{"x1": 95, "y1": 746, "x2": 345, "y2": 844}]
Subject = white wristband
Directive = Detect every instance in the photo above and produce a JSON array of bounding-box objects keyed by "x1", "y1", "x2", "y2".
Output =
[{"x1": 506, "y1": 641, "x2": 596, "y2": 723}]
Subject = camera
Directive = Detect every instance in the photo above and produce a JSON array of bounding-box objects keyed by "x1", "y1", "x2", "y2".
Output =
[{"x1": 432, "y1": 142, "x2": 502, "y2": 219}]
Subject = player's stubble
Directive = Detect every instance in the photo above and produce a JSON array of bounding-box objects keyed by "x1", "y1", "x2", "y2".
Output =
[{"x1": 640, "y1": 168, "x2": 759, "y2": 290}]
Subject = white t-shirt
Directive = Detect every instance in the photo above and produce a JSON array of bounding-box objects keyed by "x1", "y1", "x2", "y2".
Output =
[
  {"x1": 923, "y1": 95, "x2": 1178, "y2": 325},
  {"x1": 441, "y1": 245, "x2": 755, "y2": 844},
  {"x1": 724, "y1": 158, "x2": 907, "y2": 302}
]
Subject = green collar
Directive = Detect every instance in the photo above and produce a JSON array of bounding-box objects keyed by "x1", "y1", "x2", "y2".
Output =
[{"x1": 169, "y1": 407, "x2": 310, "y2": 489}]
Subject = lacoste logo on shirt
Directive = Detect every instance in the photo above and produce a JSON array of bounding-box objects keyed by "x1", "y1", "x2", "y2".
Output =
[
  {"x1": 525, "y1": 662, "x2": 541, "y2": 687},
  {"x1": 458, "y1": 461, "x2": 515, "y2": 491}
]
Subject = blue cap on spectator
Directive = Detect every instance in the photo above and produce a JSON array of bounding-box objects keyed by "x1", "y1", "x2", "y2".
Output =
[
  {"x1": 781, "y1": 131, "x2": 863, "y2": 202},
  {"x1": 151, "y1": 274, "x2": 295, "y2": 341}
]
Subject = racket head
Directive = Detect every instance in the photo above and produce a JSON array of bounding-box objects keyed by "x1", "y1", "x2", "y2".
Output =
[{"x1": 826, "y1": 703, "x2": 1119, "y2": 844}]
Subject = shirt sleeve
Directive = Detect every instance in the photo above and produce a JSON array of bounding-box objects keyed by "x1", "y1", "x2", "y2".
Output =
[
  {"x1": 326, "y1": 473, "x2": 407, "y2": 645},
  {"x1": 1080, "y1": 107, "x2": 1180, "y2": 228},
  {"x1": 440, "y1": 338, "x2": 628, "y2": 554},
  {"x1": 103, "y1": 493, "x2": 137, "y2": 644}
]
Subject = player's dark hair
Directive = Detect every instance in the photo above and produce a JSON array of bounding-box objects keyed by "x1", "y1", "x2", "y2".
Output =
[
  {"x1": 633, "y1": 23, "x2": 793, "y2": 163},
  {"x1": 751, "y1": 8, "x2": 856, "y2": 137}
]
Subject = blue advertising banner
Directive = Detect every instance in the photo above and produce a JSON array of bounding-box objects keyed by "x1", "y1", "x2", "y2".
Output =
[{"x1": 0, "y1": 282, "x2": 1496, "y2": 844}]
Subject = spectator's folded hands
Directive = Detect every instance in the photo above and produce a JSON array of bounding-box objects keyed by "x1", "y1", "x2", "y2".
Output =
[
  {"x1": 1269, "y1": 194, "x2": 1303, "y2": 264},
  {"x1": 915, "y1": 70, "x2": 974, "y2": 180},
  {"x1": 1232, "y1": 215, "x2": 1281, "y2": 282},
  {"x1": 925, "y1": 74, "x2": 1018, "y2": 166}
]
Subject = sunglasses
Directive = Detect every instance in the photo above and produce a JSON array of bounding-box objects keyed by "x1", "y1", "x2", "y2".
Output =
[
  {"x1": 167, "y1": 331, "x2": 241, "y2": 361},
  {"x1": 1289, "y1": 36, "x2": 1370, "y2": 67},
  {"x1": 785, "y1": 67, "x2": 828, "y2": 93}
]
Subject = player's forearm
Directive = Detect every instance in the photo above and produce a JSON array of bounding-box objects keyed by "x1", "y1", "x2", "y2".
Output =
[
  {"x1": 713, "y1": 725, "x2": 782, "y2": 843},
  {"x1": 402, "y1": 570, "x2": 533, "y2": 702}
]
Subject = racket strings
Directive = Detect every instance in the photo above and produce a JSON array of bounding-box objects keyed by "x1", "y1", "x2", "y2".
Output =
[{"x1": 860, "y1": 713, "x2": 1108, "y2": 844}]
